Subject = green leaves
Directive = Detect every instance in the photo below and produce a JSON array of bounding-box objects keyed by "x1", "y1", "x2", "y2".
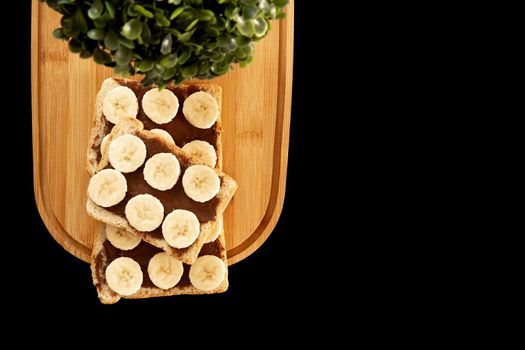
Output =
[
  {"x1": 121, "y1": 19, "x2": 143, "y2": 40},
  {"x1": 243, "y1": 5, "x2": 259, "y2": 19},
  {"x1": 104, "y1": 30, "x2": 120, "y2": 51},
  {"x1": 60, "y1": 10, "x2": 88, "y2": 38},
  {"x1": 87, "y1": 0, "x2": 104, "y2": 20},
  {"x1": 114, "y1": 64, "x2": 131, "y2": 76},
  {"x1": 115, "y1": 46, "x2": 132, "y2": 66},
  {"x1": 180, "y1": 64, "x2": 198, "y2": 79},
  {"x1": 136, "y1": 59, "x2": 155, "y2": 72},
  {"x1": 134, "y1": 4, "x2": 154, "y2": 19},
  {"x1": 104, "y1": 1, "x2": 115, "y2": 19},
  {"x1": 68, "y1": 39, "x2": 82, "y2": 53},
  {"x1": 273, "y1": 0, "x2": 289, "y2": 7},
  {"x1": 170, "y1": 6, "x2": 186, "y2": 20},
  {"x1": 87, "y1": 28, "x2": 105, "y2": 41},
  {"x1": 119, "y1": 37, "x2": 136, "y2": 49},
  {"x1": 160, "y1": 54, "x2": 178, "y2": 69},
  {"x1": 93, "y1": 48, "x2": 112, "y2": 64},
  {"x1": 160, "y1": 34, "x2": 173, "y2": 54},
  {"x1": 52, "y1": 28, "x2": 66, "y2": 40},
  {"x1": 211, "y1": 62, "x2": 230, "y2": 75},
  {"x1": 185, "y1": 19, "x2": 199, "y2": 32},
  {"x1": 236, "y1": 19, "x2": 255, "y2": 37},
  {"x1": 41, "y1": 0, "x2": 290, "y2": 86},
  {"x1": 253, "y1": 17, "x2": 269, "y2": 37},
  {"x1": 177, "y1": 48, "x2": 191, "y2": 65},
  {"x1": 217, "y1": 34, "x2": 237, "y2": 53},
  {"x1": 196, "y1": 9, "x2": 215, "y2": 22},
  {"x1": 178, "y1": 29, "x2": 196, "y2": 43},
  {"x1": 155, "y1": 11, "x2": 171, "y2": 27}
]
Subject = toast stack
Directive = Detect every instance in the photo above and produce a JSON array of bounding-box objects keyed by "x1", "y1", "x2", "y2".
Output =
[{"x1": 85, "y1": 78, "x2": 237, "y2": 304}]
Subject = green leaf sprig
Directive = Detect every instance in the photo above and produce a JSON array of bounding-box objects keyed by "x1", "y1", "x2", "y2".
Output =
[{"x1": 41, "y1": 0, "x2": 289, "y2": 87}]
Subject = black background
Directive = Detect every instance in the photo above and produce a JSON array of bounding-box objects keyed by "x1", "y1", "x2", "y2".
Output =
[{"x1": 4, "y1": 1, "x2": 341, "y2": 315}]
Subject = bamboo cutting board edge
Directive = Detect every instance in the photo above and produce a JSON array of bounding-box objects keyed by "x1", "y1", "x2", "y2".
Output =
[
  {"x1": 31, "y1": 0, "x2": 293, "y2": 265},
  {"x1": 31, "y1": 3, "x2": 94, "y2": 262},
  {"x1": 226, "y1": 13, "x2": 293, "y2": 263}
]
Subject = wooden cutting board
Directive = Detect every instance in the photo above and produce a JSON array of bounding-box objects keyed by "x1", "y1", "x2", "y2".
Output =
[{"x1": 31, "y1": 0, "x2": 293, "y2": 265}]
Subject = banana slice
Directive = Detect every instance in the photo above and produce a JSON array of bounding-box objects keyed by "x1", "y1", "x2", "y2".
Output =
[
  {"x1": 103, "y1": 86, "x2": 138, "y2": 124},
  {"x1": 162, "y1": 209, "x2": 200, "y2": 248},
  {"x1": 109, "y1": 134, "x2": 147, "y2": 173},
  {"x1": 182, "y1": 91, "x2": 219, "y2": 129},
  {"x1": 88, "y1": 169, "x2": 127, "y2": 207},
  {"x1": 189, "y1": 255, "x2": 226, "y2": 292},
  {"x1": 182, "y1": 140, "x2": 217, "y2": 168},
  {"x1": 150, "y1": 129, "x2": 176, "y2": 146},
  {"x1": 147, "y1": 252, "x2": 184, "y2": 289},
  {"x1": 205, "y1": 217, "x2": 222, "y2": 243},
  {"x1": 142, "y1": 88, "x2": 179, "y2": 124},
  {"x1": 182, "y1": 165, "x2": 220, "y2": 203},
  {"x1": 106, "y1": 257, "x2": 143, "y2": 296},
  {"x1": 100, "y1": 134, "x2": 110, "y2": 153},
  {"x1": 143, "y1": 153, "x2": 181, "y2": 191},
  {"x1": 125, "y1": 194, "x2": 164, "y2": 232},
  {"x1": 106, "y1": 225, "x2": 141, "y2": 251}
]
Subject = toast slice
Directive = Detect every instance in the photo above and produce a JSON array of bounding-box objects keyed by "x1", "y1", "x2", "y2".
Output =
[
  {"x1": 86, "y1": 78, "x2": 228, "y2": 263},
  {"x1": 87, "y1": 77, "x2": 223, "y2": 176},
  {"x1": 86, "y1": 118, "x2": 237, "y2": 264},
  {"x1": 91, "y1": 223, "x2": 229, "y2": 304}
]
